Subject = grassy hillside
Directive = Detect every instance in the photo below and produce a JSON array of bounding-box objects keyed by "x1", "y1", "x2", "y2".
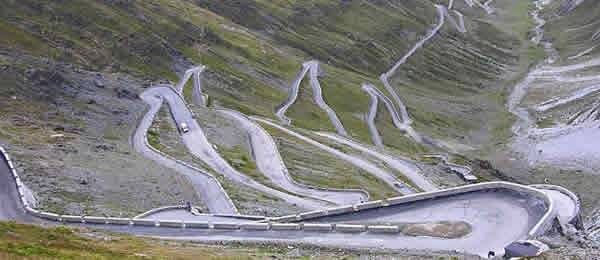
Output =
[
  {"x1": 0, "y1": 221, "x2": 481, "y2": 259},
  {"x1": 0, "y1": 0, "x2": 536, "y2": 144},
  {"x1": 0, "y1": 0, "x2": 547, "y2": 215},
  {"x1": 545, "y1": 0, "x2": 600, "y2": 59}
]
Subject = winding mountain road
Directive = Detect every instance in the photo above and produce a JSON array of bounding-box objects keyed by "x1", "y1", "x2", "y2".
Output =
[
  {"x1": 186, "y1": 65, "x2": 366, "y2": 205},
  {"x1": 316, "y1": 133, "x2": 437, "y2": 192},
  {"x1": 363, "y1": 84, "x2": 384, "y2": 148},
  {"x1": 0, "y1": 127, "x2": 578, "y2": 259},
  {"x1": 152, "y1": 188, "x2": 548, "y2": 257},
  {"x1": 142, "y1": 87, "x2": 330, "y2": 210},
  {"x1": 174, "y1": 66, "x2": 205, "y2": 95},
  {"x1": 377, "y1": 4, "x2": 446, "y2": 144},
  {"x1": 536, "y1": 85, "x2": 600, "y2": 112},
  {"x1": 191, "y1": 66, "x2": 208, "y2": 106},
  {"x1": 221, "y1": 109, "x2": 367, "y2": 205},
  {"x1": 252, "y1": 117, "x2": 415, "y2": 194},
  {"x1": 0, "y1": 151, "x2": 565, "y2": 259},
  {"x1": 276, "y1": 61, "x2": 348, "y2": 136},
  {"x1": 508, "y1": 0, "x2": 600, "y2": 171},
  {"x1": 136, "y1": 90, "x2": 237, "y2": 214},
  {"x1": 0, "y1": 1, "x2": 587, "y2": 258}
]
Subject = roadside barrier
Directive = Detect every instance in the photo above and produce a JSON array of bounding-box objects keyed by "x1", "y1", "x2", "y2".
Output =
[
  {"x1": 267, "y1": 181, "x2": 556, "y2": 238},
  {"x1": 0, "y1": 145, "x2": 561, "y2": 238},
  {"x1": 530, "y1": 184, "x2": 582, "y2": 227},
  {"x1": 184, "y1": 221, "x2": 209, "y2": 229},
  {"x1": 335, "y1": 224, "x2": 366, "y2": 233},
  {"x1": 131, "y1": 219, "x2": 157, "y2": 227},
  {"x1": 241, "y1": 223, "x2": 270, "y2": 231},
  {"x1": 368, "y1": 225, "x2": 400, "y2": 233},
  {"x1": 270, "y1": 223, "x2": 300, "y2": 231},
  {"x1": 159, "y1": 220, "x2": 185, "y2": 228},
  {"x1": 302, "y1": 223, "x2": 333, "y2": 232}
]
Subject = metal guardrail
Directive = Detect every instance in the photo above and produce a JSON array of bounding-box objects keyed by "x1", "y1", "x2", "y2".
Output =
[{"x1": 0, "y1": 145, "x2": 559, "y2": 237}]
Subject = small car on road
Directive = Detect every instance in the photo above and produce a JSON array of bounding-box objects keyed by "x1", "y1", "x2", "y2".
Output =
[{"x1": 179, "y1": 122, "x2": 190, "y2": 133}]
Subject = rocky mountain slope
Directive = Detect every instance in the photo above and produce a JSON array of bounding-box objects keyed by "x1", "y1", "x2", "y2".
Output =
[{"x1": 1, "y1": 0, "x2": 600, "y2": 257}]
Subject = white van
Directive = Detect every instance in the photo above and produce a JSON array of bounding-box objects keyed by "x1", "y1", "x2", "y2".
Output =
[{"x1": 179, "y1": 122, "x2": 190, "y2": 133}]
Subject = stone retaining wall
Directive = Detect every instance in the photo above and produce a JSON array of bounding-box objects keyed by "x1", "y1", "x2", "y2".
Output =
[
  {"x1": 268, "y1": 181, "x2": 557, "y2": 238},
  {"x1": 530, "y1": 184, "x2": 582, "y2": 228}
]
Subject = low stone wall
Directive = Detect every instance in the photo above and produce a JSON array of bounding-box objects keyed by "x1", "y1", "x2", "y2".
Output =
[
  {"x1": 530, "y1": 184, "x2": 582, "y2": 228},
  {"x1": 268, "y1": 181, "x2": 556, "y2": 238}
]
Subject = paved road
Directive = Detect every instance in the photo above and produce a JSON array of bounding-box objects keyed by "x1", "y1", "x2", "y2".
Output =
[
  {"x1": 568, "y1": 46, "x2": 597, "y2": 60},
  {"x1": 190, "y1": 66, "x2": 208, "y2": 106},
  {"x1": 301, "y1": 189, "x2": 545, "y2": 256},
  {"x1": 570, "y1": 102, "x2": 600, "y2": 126},
  {"x1": 361, "y1": 83, "x2": 418, "y2": 146},
  {"x1": 144, "y1": 87, "x2": 330, "y2": 210},
  {"x1": 452, "y1": 10, "x2": 467, "y2": 33},
  {"x1": 377, "y1": 4, "x2": 445, "y2": 143},
  {"x1": 253, "y1": 117, "x2": 415, "y2": 194},
  {"x1": 478, "y1": 0, "x2": 495, "y2": 14},
  {"x1": 507, "y1": 0, "x2": 600, "y2": 171},
  {"x1": 221, "y1": 109, "x2": 367, "y2": 205},
  {"x1": 305, "y1": 61, "x2": 348, "y2": 136},
  {"x1": 174, "y1": 66, "x2": 205, "y2": 95},
  {"x1": 536, "y1": 85, "x2": 600, "y2": 112},
  {"x1": 128, "y1": 188, "x2": 547, "y2": 258},
  {"x1": 362, "y1": 84, "x2": 384, "y2": 148},
  {"x1": 316, "y1": 133, "x2": 437, "y2": 192},
  {"x1": 275, "y1": 63, "x2": 310, "y2": 125},
  {"x1": 537, "y1": 189, "x2": 577, "y2": 225},
  {"x1": 276, "y1": 61, "x2": 348, "y2": 136},
  {"x1": 0, "y1": 153, "x2": 568, "y2": 258},
  {"x1": 182, "y1": 65, "x2": 365, "y2": 205},
  {"x1": 136, "y1": 90, "x2": 237, "y2": 214},
  {"x1": 0, "y1": 156, "x2": 34, "y2": 222},
  {"x1": 532, "y1": 57, "x2": 600, "y2": 75}
]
